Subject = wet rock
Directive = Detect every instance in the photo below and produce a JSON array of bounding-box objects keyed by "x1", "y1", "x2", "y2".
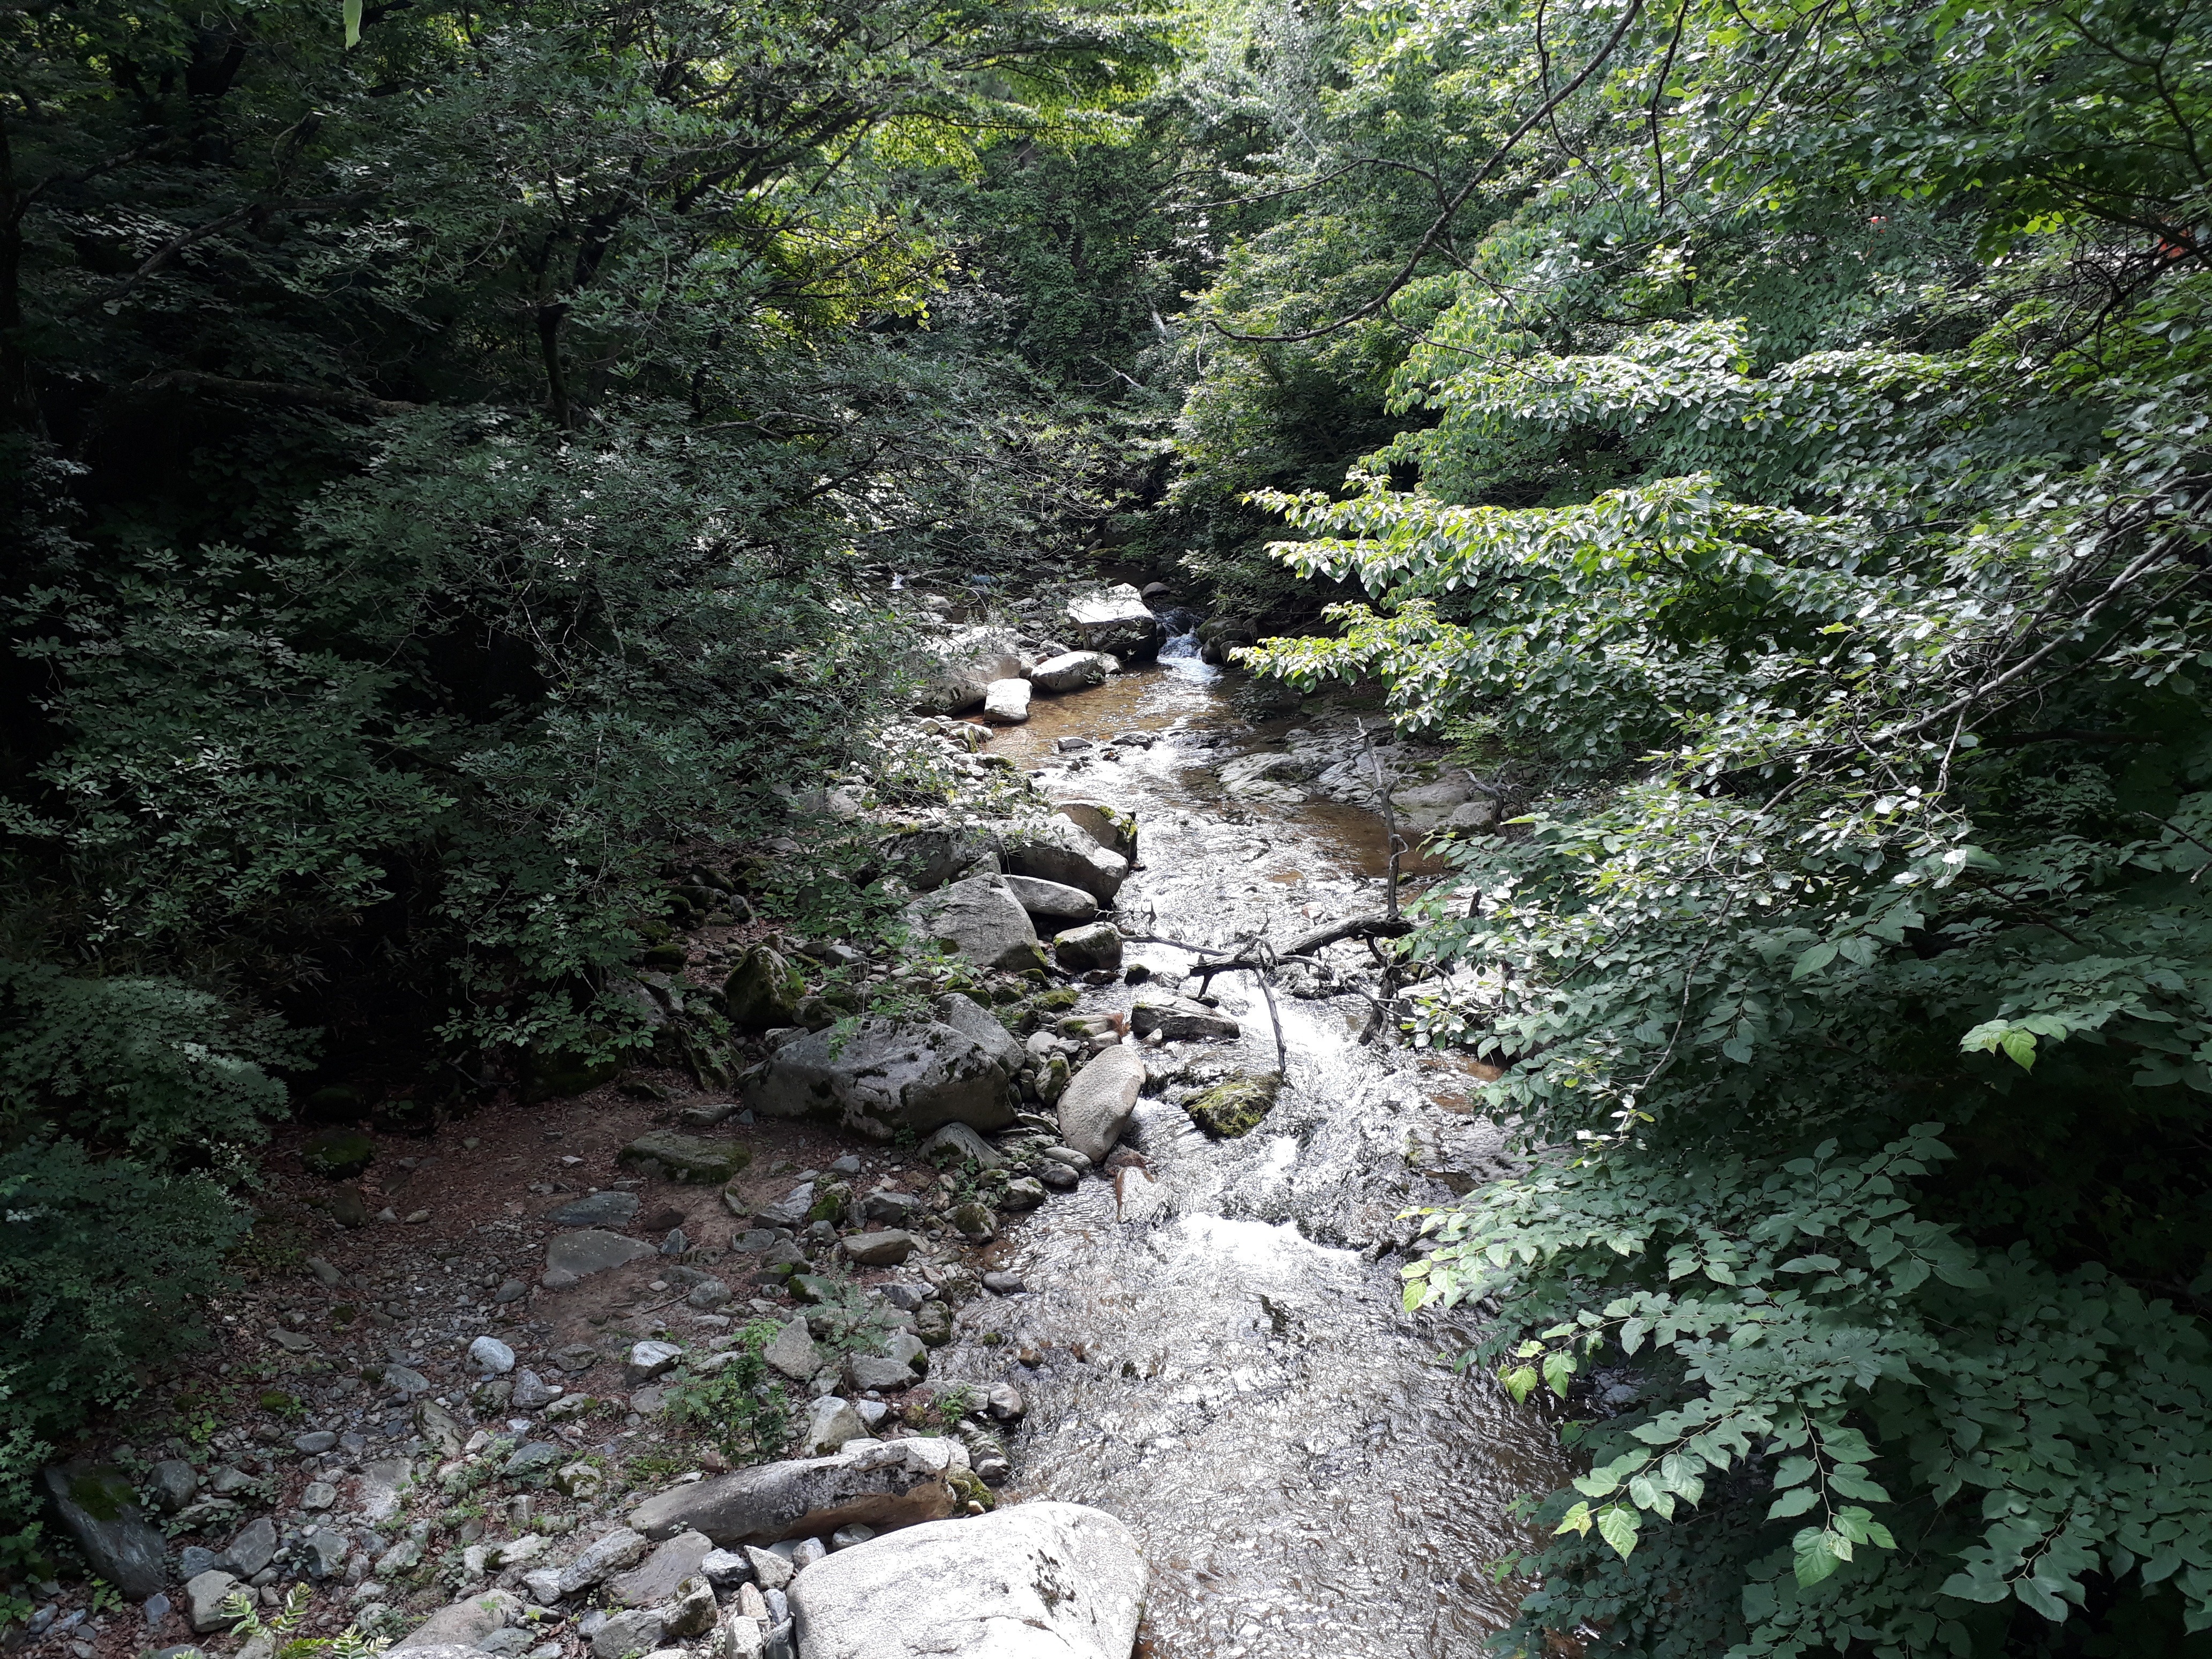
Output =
[
  {"x1": 1000, "y1": 875, "x2": 1100, "y2": 924},
  {"x1": 799, "y1": 1398, "x2": 866, "y2": 1458},
  {"x1": 985, "y1": 1382, "x2": 1026, "y2": 1421},
  {"x1": 1027, "y1": 651, "x2": 1118, "y2": 694},
  {"x1": 901, "y1": 876, "x2": 1044, "y2": 973},
  {"x1": 745, "y1": 1017, "x2": 1017, "y2": 1140},
  {"x1": 627, "y1": 1441, "x2": 967, "y2": 1547},
  {"x1": 40, "y1": 1464, "x2": 168, "y2": 1599},
  {"x1": 913, "y1": 626, "x2": 1023, "y2": 715},
  {"x1": 1052, "y1": 800, "x2": 1138, "y2": 861},
  {"x1": 788, "y1": 1501, "x2": 1147, "y2": 1659},
  {"x1": 1064, "y1": 584, "x2": 1162, "y2": 661},
  {"x1": 609, "y1": 1531, "x2": 714, "y2": 1608},
  {"x1": 557, "y1": 1526, "x2": 651, "y2": 1596},
  {"x1": 1057, "y1": 1048, "x2": 1146, "y2": 1163},
  {"x1": 543, "y1": 1229, "x2": 656, "y2": 1288},
  {"x1": 1216, "y1": 750, "x2": 1317, "y2": 802},
  {"x1": 1036, "y1": 1160, "x2": 1080, "y2": 1190},
  {"x1": 724, "y1": 946, "x2": 805, "y2": 1033},
  {"x1": 549, "y1": 1190, "x2": 641, "y2": 1229},
  {"x1": 1050, "y1": 921, "x2": 1123, "y2": 971},
  {"x1": 763, "y1": 1317, "x2": 822, "y2": 1381},
  {"x1": 619, "y1": 1131, "x2": 752, "y2": 1185},
  {"x1": 469, "y1": 1335, "x2": 517, "y2": 1376},
  {"x1": 392, "y1": 1589, "x2": 521, "y2": 1650},
  {"x1": 1184, "y1": 1072, "x2": 1282, "y2": 1138},
  {"x1": 1129, "y1": 995, "x2": 1240, "y2": 1041},
  {"x1": 991, "y1": 819, "x2": 1128, "y2": 902},
  {"x1": 981, "y1": 678, "x2": 1032, "y2": 724},
  {"x1": 183, "y1": 1571, "x2": 242, "y2": 1634},
  {"x1": 841, "y1": 1229, "x2": 916, "y2": 1268}
]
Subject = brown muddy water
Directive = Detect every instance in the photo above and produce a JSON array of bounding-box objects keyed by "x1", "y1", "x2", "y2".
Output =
[{"x1": 930, "y1": 641, "x2": 1570, "y2": 1659}]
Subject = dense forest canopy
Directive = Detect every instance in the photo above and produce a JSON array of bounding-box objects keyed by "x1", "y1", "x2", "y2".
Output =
[{"x1": 6, "y1": 0, "x2": 2212, "y2": 1654}]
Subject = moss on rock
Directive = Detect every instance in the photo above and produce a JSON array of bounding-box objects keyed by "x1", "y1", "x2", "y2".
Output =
[{"x1": 1184, "y1": 1073, "x2": 1281, "y2": 1139}]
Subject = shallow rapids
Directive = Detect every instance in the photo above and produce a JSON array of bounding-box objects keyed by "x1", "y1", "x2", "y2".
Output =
[{"x1": 930, "y1": 649, "x2": 1569, "y2": 1658}]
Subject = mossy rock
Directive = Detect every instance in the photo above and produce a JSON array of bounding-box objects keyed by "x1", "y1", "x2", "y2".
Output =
[
  {"x1": 618, "y1": 1130, "x2": 753, "y2": 1184},
  {"x1": 640, "y1": 942, "x2": 689, "y2": 969},
  {"x1": 1184, "y1": 1073, "x2": 1282, "y2": 1140},
  {"x1": 521, "y1": 1049, "x2": 624, "y2": 1102},
  {"x1": 1032, "y1": 988, "x2": 1080, "y2": 1012},
  {"x1": 947, "y1": 1467, "x2": 997, "y2": 1512},
  {"x1": 301, "y1": 1130, "x2": 376, "y2": 1179},
  {"x1": 259, "y1": 1390, "x2": 302, "y2": 1417},
  {"x1": 806, "y1": 1181, "x2": 851, "y2": 1224},
  {"x1": 723, "y1": 944, "x2": 804, "y2": 1032}
]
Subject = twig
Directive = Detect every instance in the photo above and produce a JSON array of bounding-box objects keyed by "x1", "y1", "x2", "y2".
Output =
[{"x1": 1359, "y1": 719, "x2": 1406, "y2": 922}]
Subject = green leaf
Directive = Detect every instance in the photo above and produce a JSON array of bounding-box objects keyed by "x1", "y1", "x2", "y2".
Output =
[
  {"x1": 1791, "y1": 941, "x2": 1837, "y2": 979},
  {"x1": 1556, "y1": 1501, "x2": 1593, "y2": 1538},
  {"x1": 1792, "y1": 1528, "x2": 1847, "y2": 1586},
  {"x1": 1543, "y1": 1350, "x2": 1576, "y2": 1397},
  {"x1": 1767, "y1": 1486, "x2": 1819, "y2": 1520},
  {"x1": 342, "y1": 0, "x2": 362, "y2": 47},
  {"x1": 1597, "y1": 1504, "x2": 1640, "y2": 1559},
  {"x1": 2000, "y1": 1028, "x2": 2038, "y2": 1070},
  {"x1": 1500, "y1": 1365, "x2": 1538, "y2": 1404}
]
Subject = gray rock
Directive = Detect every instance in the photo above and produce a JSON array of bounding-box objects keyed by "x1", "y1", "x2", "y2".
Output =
[
  {"x1": 991, "y1": 818, "x2": 1129, "y2": 901},
  {"x1": 1000, "y1": 875, "x2": 1100, "y2": 923},
  {"x1": 148, "y1": 1459, "x2": 198, "y2": 1513},
  {"x1": 662, "y1": 1575, "x2": 718, "y2": 1639},
  {"x1": 900, "y1": 877, "x2": 1044, "y2": 974},
  {"x1": 293, "y1": 1430, "x2": 338, "y2": 1454},
  {"x1": 928, "y1": 993, "x2": 1025, "y2": 1077},
  {"x1": 981, "y1": 678, "x2": 1032, "y2": 723},
  {"x1": 744, "y1": 1015, "x2": 1017, "y2": 1140},
  {"x1": 913, "y1": 626, "x2": 1024, "y2": 715},
  {"x1": 1057, "y1": 1047, "x2": 1146, "y2": 1163},
  {"x1": 391, "y1": 1589, "x2": 522, "y2": 1650},
  {"x1": 661, "y1": 1227, "x2": 690, "y2": 1256},
  {"x1": 1064, "y1": 584, "x2": 1162, "y2": 660},
  {"x1": 356, "y1": 1456, "x2": 414, "y2": 1521},
  {"x1": 619, "y1": 1130, "x2": 751, "y2": 1185},
  {"x1": 179, "y1": 1545, "x2": 222, "y2": 1580},
  {"x1": 982, "y1": 1271, "x2": 1026, "y2": 1295},
  {"x1": 763, "y1": 1620, "x2": 795, "y2": 1659},
  {"x1": 476, "y1": 1633, "x2": 534, "y2": 1658},
  {"x1": 494, "y1": 1279, "x2": 528, "y2": 1305},
  {"x1": 841, "y1": 1230, "x2": 915, "y2": 1268},
  {"x1": 861, "y1": 1190, "x2": 922, "y2": 1224},
  {"x1": 800, "y1": 1397, "x2": 866, "y2": 1458},
  {"x1": 685, "y1": 1277, "x2": 732, "y2": 1310},
  {"x1": 626, "y1": 1341, "x2": 683, "y2": 1385},
  {"x1": 1050, "y1": 921, "x2": 1123, "y2": 971},
  {"x1": 843, "y1": 1353, "x2": 915, "y2": 1393},
  {"x1": 142, "y1": 1593, "x2": 172, "y2": 1626},
  {"x1": 504, "y1": 1443, "x2": 563, "y2": 1477},
  {"x1": 919, "y1": 1122, "x2": 1005, "y2": 1169},
  {"x1": 828, "y1": 1525, "x2": 876, "y2": 1552},
  {"x1": 608, "y1": 1530, "x2": 714, "y2": 1608},
  {"x1": 225, "y1": 1517, "x2": 279, "y2": 1579},
  {"x1": 763, "y1": 1317, "x2": 820, "y2": 1381},
  {"x1": 880, "y1": 824, "x2": 999, "y2": 892},
  {"x1": 720, "y1": 1611, "x2": 767, "y2": 1659},
  {"x1": 788, "y1": 1501, "x2": 1148, "y2": 1659},
  {"x1": 468, "y1": 1335, "x2": 517, "y2": 1376},
  {"x1": 627, "y1": 1441, "x2": 965, "y2": 1547},
  {"x1": 788, "y1": 1537, "x2": 827, "y2": 1572},
  {"x1": 1001, "y1": 1176, "x2": 1047, "y2": 1210},
  {"x1": 40, "y1": 1464, "x2": 168, "y2": 1600},
  {"x1": 877, "y1": 1283, "x2": 929, "y2": 1312},
  {"x1": 700, "y1": 1548, "x2": 754, "y2": 1590},
  {"x1": 743, "y1": 1547, "x2": 793, "y2": 1591},
  {"x1": 300, "y1": 1526, "x2": 349, "y2": 1578},
  {"x1": 549, "y1": 1191, "x2": 641, "y2": 1228},
  {"x1": 589, "y1": 1608, "x2": 664, "y2": 1659},
  {"x1": 543, "y1": 1229, "x2": 656, "y2": 1289},
  {"x1": 987, "y1": 1382, "x2": 1026, "y2": 1421},
  {"x1": 511, "y1": 1369, "x2": 556, "y2": 1411},
  {"x1": 555, "y1": 1527, "x2": 651, "y2": 1596},
  {"x1": 1026, "y1": 651, "x2": 1118, "y2": 694},
  {"x1": 1129, "y1": 995, "x2": 1240, "y2": 1041},
  {"x1": 1053, "y1": 801, "x2": 1138, "y2": 860},
  {"x1": 183, "y1": 1571, "x2": 241, "y2": 1634}
]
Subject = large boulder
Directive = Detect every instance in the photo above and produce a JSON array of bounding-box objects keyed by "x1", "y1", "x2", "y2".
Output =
[
  {"x1": 903, "y1": 876, "x2": 1045, "y2": 972},
  {"x1": 1027, "y1": 652, "x2": 1118, "y2": 694},
  {"x1": 40, "y1": 1464, "x2": 168, "y2": 1599},
  {"x1": 1001, "y1": 875, "x2": 1098, "y2": 924},
  {"x1": 789, "y1": 1501, "x2": 1147, "y2": 1659},
  {"x1": 723, "y1": 946, "x2": 804, "y2": 1032},
  {"x1": 628, "y1": 1440, "x2": 966, "y2": 1547},
  {"x1": 930, "y1": 993, "x2": 1025, "y2": 1077},
  {"x1": 745, "y1": 1019, "x2": 1017, "y2": 1140},
  {"x1": 1064, "y1": 585, "x2": 1162, "y2": 661},
  {"x1": 991, "y1": 820, "x2": 1127, "y2": 902},
  {"x1": 543, "y1": 1229, "x2": 657, "y2": 1289},
  {"x1": 1052, "y1": 801, "x2": 1137, "y2": 861},
  {"x1": 392, "y1": 1589, "x2": 522, "y2": 1650},
  {"x1": 982, "y1": 678, "x2": 1032, "y2": 724},
  {"x1": 881, "y1": 826, "x2": 998, "y2": 892},
  {"x1": 1056, "y1": 1048, "x2": 1145, "y2": 1164},
  {"x1": 1129, "y1": 996, "x2": 1240, "y2": 1041},
  {"x1": 914, "y1": 628, "x2": 1025, "y2": 715}
]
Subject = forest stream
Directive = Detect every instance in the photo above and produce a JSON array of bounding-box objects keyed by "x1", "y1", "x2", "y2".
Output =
[{"x1": 932, "y1": 639, "x2": 1570, "y2": 1659}]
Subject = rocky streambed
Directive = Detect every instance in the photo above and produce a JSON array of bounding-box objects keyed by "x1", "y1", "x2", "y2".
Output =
[{"x1": 20, "y1": 595, "x2": 1563, "y2": 1659}]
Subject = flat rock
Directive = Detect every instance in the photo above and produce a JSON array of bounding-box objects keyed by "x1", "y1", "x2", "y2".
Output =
[
  {"x1": 842, "y1": 1229, "x2": 916, "y2": 1268},
  {"x1": 1057, "y1": 1048, "x2": 1146, "y2": 1164},
  {"x1": 1129, "y1": 996, "x2": 1239, "y2": 1041},
  {"x1": 627, "y1": 1440, "x2": 965, "y2": 1546},
  {"x1": 183, "y1": 1570, "x2": 241, "y2": 1634},
  {"x1": 901, "y1": 876, "x2": 1044, "y2": 973},
  {"x1": 618, "y1": 1131, "x2": 752, "y2": 1184},
  {"x1": 391, "y1": 1589, "x2": 521, "y2": 1650},
  {"x1": 1052, "y1": 801, "x2": 1137, "y2": 860},
  {"x1": 982, "y1": 678, "x2": 1032, "y2": 723},
  {"x1": 556, "y1": 1526, "x2": 651, "y2": 1595},
  {"x1": 543, "y1": 1229, "x2": 657, "y2": 1288},
  {"x1": 763, "y1": 1317, "x2": 822, "y2": 1381},
  {"x1": 608, "y1": 1530, "x2": 714, "y2": 1608},
  {"x1": 41, "y1": 1464, "x2": 168, "y2": 1599},
  {"x1": 1026, "y1": 651, "x2": 1118, "y2": 695},
  {"x1": 1064, "y1": 584, "x2": 1162, "y2": 660},
  {"x1": 991, "y1": 819, "x2": 1128, "y2": 901},
  {"x1": 548, "y1": 1191, "x2": 641, "y2": 1228},
  {"x1": 1000, "y1": 875, "x2": 1099, "y2": 923},
  {"x1": 1050, "y1": 922, "x2": 1122, "y2": 971},
  {"x1": 914, "y1": 626, "x2": 1024, "y2": 715},
  {"x1": 745, "y1": 1015, "x2": 1016, "y2": 1140},
  {"x1": 789, "y1": 1500, "x2": 1148, "y2": 1659}
]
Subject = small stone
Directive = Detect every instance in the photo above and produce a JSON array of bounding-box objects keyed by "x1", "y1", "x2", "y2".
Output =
[
  {"x1": 828, "y1": 1526, "x2": 875, "y2": 1551},
  {"x1": 787, "y1": 1538, "x2": 826, "y2": 1571},
  {"x1": 626, "y1": 1340, "x2": 683, "y2": 1384},
  {"x1": 986, "y1": 1382, "x2": 1026, "y2": 1421},
  {"x1": 494, "y1": 1278, "x2": 528, "y2": 1304},
  {"x1": 878, "y1": 1283, "x2": 928, "y2": 1312},
  {"x1": 267, "y1": 1328, "x2": 316, "y2": 1354},
  {"x1": 743, "y1": 1546, "x2": 793, "y2": 1592},
  {"x1": 947, "y1": 1202, "x2": 997, "y2": 1241},
  {"x1": 844, "y1": 1354, "x2": 916, "y2": 1393},
  {"x1": 663, "y1": 1575, "x2": 718, "y2": 1639},
  {"x1": 301, "y1": 1481, "x2": 337, "y2": 1511},
  {"x1": 142, "y1": 1593, "x2": 172, "y2": 1626},
  {"x1": 511, "y1": 1369, "x2": 556, "y2": 1410},
  {"x1": 148, "y1": 1459, "x2": 198, "y2": 1512},
  {"x1": 660, "y1": 1227, "x2": 689, "y2": 1257},
  {"x1": 554, "y1": 1462, "x2": 605, "y2": 1500},
  {"x1": 402, "y1": 1208, "x2": 430, "y2": 1224},
  {"x1": 293, "y1": 1430, "x2": 338, "y2": 1454},
  {"x1": 700, "y1": 1548, "x2": 754, "y2": 1590},
  {"x1": 225, "y1": 1518, "x2": 279, "y2": 1579},
  {"x1": 469, "y1": 1335, "x2": 518, "y2": 1376},
  {"x1": 761, "y1": 1318, "x2": 820, "y2": 1381},
  {"x1": 798, "y1": 1397, "x2": 865, "y2": 1458},
  {"x1": 503, "y1": 1441, "x2": 563, "y2": 1477},
  {"x1": 184, "y1": 1571, "x2": 241, "y2": 1634}
]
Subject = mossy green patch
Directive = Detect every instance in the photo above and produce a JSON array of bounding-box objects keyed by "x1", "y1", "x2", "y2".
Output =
[{"x1": 1184, "y1": 1073, "x2": 1282, "y2": 1139}]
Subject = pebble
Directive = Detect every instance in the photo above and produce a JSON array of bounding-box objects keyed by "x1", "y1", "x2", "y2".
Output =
[
  {"x1": 982, "y1": 1271, "x2": 1026, "y2": 1295},
  {"x1": 301, "y1": 1482, "x2": 337, "y2": 1511}
]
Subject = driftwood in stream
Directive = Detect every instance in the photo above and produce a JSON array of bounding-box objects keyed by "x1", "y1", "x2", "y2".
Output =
[{"x1": 1151, "y1": 914, "x2": 1414, "y2": 991}]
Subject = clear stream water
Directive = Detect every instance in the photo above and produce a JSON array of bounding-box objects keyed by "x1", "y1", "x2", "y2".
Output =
[{"x1": 929, "y1": 643, "x2": 1569, "y2": 1659}]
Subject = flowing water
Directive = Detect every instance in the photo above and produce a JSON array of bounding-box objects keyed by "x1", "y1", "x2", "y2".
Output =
[{"x1": 929, "y1": 639, "x2": 1570, "y2": 1659}]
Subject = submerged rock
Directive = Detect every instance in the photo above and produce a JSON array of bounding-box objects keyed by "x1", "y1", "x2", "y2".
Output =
[{"x1": 1183, "y1": 1073, "x2": 1281, "y2": 1139}]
